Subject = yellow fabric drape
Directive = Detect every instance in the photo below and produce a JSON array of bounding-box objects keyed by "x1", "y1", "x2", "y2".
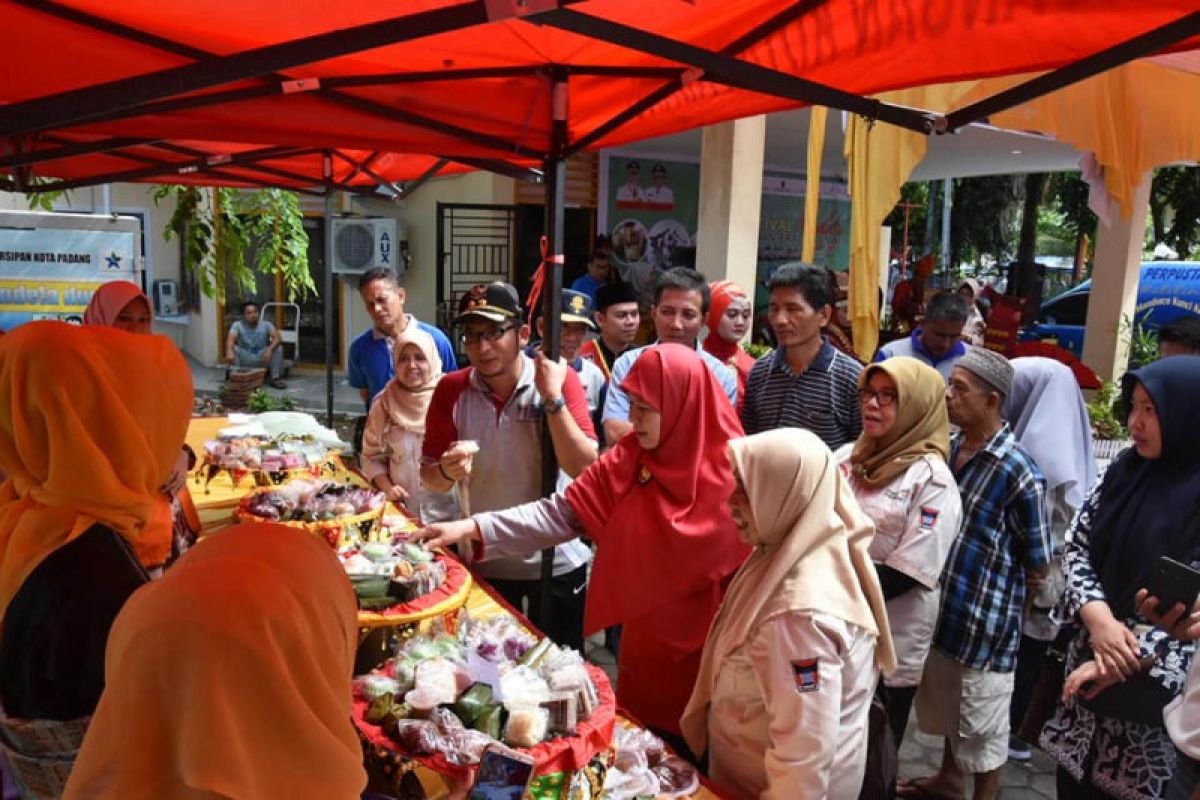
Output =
[
  {"x1": 844, "y1": 83, "x2": 978, "y2": 361},
  {"x1": 956, "y1": 61, "x2": 1200, "y2": 220},
  {"x1": 802, "y1": 106, "x2": 828, "y2": 263}
]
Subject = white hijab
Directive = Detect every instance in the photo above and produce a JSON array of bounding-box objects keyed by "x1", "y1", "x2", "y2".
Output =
[{"x1": 1003, "y1": 357, "x2": 1097, "y2": 509}]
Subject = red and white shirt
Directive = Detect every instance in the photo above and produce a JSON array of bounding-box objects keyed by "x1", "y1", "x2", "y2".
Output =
[{"x1": 423, "y1": 355, "x2": 596, "y2": 581}]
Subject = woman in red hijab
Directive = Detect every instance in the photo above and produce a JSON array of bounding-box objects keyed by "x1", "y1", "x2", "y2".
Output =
[
  {"x1": 702, "y1": 280, "x2": 756, "y2": 405},
  {"x1": 417, "y1": 344, "x2": 749, "y2": 736}
]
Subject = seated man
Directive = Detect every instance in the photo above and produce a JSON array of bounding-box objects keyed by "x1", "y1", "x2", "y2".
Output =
[{"x1": 225, "y1": 300, "x2": 285, "y2": 388}]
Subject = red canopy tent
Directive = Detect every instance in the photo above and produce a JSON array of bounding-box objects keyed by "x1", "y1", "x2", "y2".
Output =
[{"x1": 3, "y1": 0, "x2": 1196, "y2": 617}]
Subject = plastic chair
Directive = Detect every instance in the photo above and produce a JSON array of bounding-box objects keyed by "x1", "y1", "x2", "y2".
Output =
[{"x1": 261, "y1": 302, "x2": 300, "y2": 377}]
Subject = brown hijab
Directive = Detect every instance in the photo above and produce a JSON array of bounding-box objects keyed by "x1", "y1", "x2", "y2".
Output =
[
  {"x1": 377, "y1": 326, "x2": 442, "y2": 435},
  {"x1": 848, "y1": 357, "x2": 950, "y2": 488}
]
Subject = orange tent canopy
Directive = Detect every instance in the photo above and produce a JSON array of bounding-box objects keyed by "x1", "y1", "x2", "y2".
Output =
[{"x1": 2, "y1": 0, "x2": 1198, "y2": 189}]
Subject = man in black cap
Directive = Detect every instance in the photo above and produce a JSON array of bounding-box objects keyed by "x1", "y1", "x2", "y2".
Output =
[
  {"x1": 580, "y1": 283, "x2": 640, "y2": 383},
  {"x1": 421, "y1": 282, "x2": 597, "y2": 649},
  {"x1": 530, "y1": 289, "x2": 607, "y2": 419}
]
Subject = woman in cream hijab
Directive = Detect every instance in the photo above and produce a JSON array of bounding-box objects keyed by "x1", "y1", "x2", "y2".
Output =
[
  {"x1": 681, "y1": 429, "x2": 895, "y2": 799},
  {"x1": 360, "y1": 325, "x2": 458, "y2": 523},
  {"x1": 837, "y1": 356, "x2": 963, "y2": 747}
]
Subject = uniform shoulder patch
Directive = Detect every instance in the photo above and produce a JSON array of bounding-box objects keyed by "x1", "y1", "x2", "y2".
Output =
[
  {"x1": 919, "y1": 506, "x2": 940, "y2": 528},
  {"x1": 791, "y1": 659, "x2": 820, "y2": 693}
]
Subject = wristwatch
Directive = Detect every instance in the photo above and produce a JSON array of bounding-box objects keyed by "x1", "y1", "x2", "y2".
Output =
[{"x1": 541, "y1": 396, "x2": 566, "y2": 415}]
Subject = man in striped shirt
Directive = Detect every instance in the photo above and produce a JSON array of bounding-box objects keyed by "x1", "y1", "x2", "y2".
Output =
[{"x1": 741, "y1": 263, "x2": 863, "y2": 449}]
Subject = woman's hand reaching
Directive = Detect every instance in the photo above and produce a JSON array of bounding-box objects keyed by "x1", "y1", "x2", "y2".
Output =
[{"x1": 410, "y1": 519, "x2": 480, "y2": 550}]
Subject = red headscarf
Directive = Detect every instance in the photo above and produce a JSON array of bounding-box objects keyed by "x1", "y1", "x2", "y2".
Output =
[
  {"x1": 565, "y1": 344, "x2": 748, "y2": 645},
  {"x1": 83, "y1": 281, "x2": 149, "y2": 327},
  {"x1": 702, "y1": 281, "x2": 755, "y2": 404}
]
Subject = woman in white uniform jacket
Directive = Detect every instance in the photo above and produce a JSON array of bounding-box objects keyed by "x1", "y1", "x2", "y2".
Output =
[
  {"x1": 836, "y1": 356, "x2": 963, "y2": 746},
  {"x1": 681, "y1": 429, "x2": 896, "y2": 799}
]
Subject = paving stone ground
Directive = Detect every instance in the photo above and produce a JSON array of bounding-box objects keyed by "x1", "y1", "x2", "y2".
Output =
[{"x1": 899, "y1": 722, "x2": 1058, "y2": 799}]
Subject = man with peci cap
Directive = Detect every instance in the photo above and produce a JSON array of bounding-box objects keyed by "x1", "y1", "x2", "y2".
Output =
[
  {"x1": 580, "y1": 283, "x2": 640, "y2": 382},
  {"x1": 901, "y1": 347, "x2": 1051, "y2": 800},
  {"x1": 420, "y1": 282, "x2": 598, "y2": 649}
]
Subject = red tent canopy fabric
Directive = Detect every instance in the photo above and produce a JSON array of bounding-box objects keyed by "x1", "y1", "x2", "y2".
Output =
[{"x1": 2, "y1": 0, "x2": 1198, "y2": 188}]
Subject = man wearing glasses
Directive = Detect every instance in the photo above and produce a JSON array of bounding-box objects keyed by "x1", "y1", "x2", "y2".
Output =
[{"x1": 420, "y1": 282, "x2": 597, "y2": 650}]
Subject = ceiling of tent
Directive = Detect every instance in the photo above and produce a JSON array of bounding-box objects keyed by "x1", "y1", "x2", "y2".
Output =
[{"x1": 0, "y1": 0, "x2": 1196, "y2": 191}]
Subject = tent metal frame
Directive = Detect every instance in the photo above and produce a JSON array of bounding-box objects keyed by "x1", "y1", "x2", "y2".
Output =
[{"x1": 5, "y1": 0, "x2": 1198, "y2": 630}]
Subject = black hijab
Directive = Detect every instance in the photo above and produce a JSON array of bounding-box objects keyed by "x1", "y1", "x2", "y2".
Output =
[{"x1": 1089, "y1": 355, "x2": 1200, "y2": 618}]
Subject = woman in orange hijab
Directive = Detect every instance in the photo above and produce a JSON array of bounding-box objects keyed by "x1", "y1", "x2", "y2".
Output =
[
  {"x1": 417, "y1": 344, "x2": 749, "y2": 738},
  {"x1": 702, "y1": 280, "x2": 756, "y2": 406},
  {"x1": 84, "y1": 280, "x2": 194, "y2": 570},
  {"x1": 0, "y1": 322, "x2": 192, "y2": 795},
  {"x1": 64, "y1": 523, "x2": 367, "y2": 800}
]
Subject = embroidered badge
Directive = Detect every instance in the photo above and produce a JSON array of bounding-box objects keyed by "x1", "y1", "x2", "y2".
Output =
[
  {"x1": 919, "y1": 506, "x2": 940, "y2": 529},
  {"x1": 637, "y1": 465, "x2": 652, "y2": 484},
  {"x1": 791, "y1": 659, "x2": 820, "y2": 694}
]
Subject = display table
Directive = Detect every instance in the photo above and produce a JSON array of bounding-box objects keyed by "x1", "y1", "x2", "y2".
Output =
[{"x1": 353, "y1": 574, "x2": 722, "y2": 800}]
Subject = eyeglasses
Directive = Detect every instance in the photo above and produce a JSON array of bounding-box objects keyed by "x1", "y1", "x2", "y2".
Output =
[
  {"x1": 859, "y1": 388, "x2": 898, "y2": 407},
  {"x1": 460, "y1": 324, "x2": 515, "y2": 346}
]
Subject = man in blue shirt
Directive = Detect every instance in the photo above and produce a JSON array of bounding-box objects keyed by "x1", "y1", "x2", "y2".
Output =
[
  {"x1": 875, "y1": 291, "x2": 970, "y2": 382},
  {"x1": 347, "y1": 267, "x2": 457, "y2": 410},
  {"x1": 568, "y1": 251, "x2": 613, "y2": 302}
]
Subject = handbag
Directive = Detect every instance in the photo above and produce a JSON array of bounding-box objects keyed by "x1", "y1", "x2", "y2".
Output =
[{"x1": 1018, "y1": 627, "x2": 1073, "y2": 742}]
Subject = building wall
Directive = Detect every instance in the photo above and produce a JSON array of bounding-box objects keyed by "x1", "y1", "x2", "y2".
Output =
[{"x1": 2, "y1": 172, "x2": 516, "y2": 369}]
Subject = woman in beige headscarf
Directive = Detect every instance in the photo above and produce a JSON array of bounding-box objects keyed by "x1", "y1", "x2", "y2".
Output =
[
  {"x1": 360, "y1": 326, "x2": 458, "y2": 523},
  {"x1": 837, "y1": 357, "x2": 963, "y2": 749},
  {"x1": 681, "y1": 429, "x2": 895, "y2": 799},
  {"x1": 957, "y1": 279, "x2": 988, "y2": 346}
]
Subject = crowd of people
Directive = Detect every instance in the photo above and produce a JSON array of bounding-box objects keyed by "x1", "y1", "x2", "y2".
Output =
[{"x1": 1, "y1": 256, "x2": 1199, "y2": 800}]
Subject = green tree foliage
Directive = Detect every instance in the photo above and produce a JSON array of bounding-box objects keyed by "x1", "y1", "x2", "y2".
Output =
[
  {"x1": 949, "y1": 175, "x2": 1021, "y2": 270},
  {"x1": 1150, "y1": 166, "x2": 1200, "y2": 258},
  {"x1": 153, "y1": 186, "x2": 314, "y2": 304}
]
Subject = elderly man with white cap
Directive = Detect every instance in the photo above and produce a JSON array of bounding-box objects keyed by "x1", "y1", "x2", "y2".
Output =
[{"x1": 899, "y1": 348, "x2": 1053, "y2": 800}]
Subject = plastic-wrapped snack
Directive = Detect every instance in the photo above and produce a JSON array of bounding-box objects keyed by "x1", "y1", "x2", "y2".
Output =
[
  {"x1": 500, "y1": 667, "x2": 550, "y2": 710},
  {"x1": 540, "y1": 645, "x2": 585, "y2": 674},
  {"x1": 540, "y1": 691, "x2": 578, "y2": 736},
  {"x1": 612, "y1": 726, "x2": 664, "y2": 772},
  {"x1": 653, "y1": 756, "x2": 701, "y2": 797},
  {"x1": 354, "y1": 673, "x2": 401, "y2": 701},
  {"x1": 504, "y1": 705, "x2": 549, "y2": 748},
  {"x1": 380, "y1": 703, "x2": 413, "y2": 738},
  {"x1": 392, "y1": 720, "x2": 440, "y2": 754},
  {"x1": 364, "y1": 694, "x2": 394, "y2": 726},
  {"x1": 451, "y1": 683, "x2": 493, "y2": 726},
  {"x1": 399, "y1": 637, "x2": 440, "y2": 662},
  {"x1": 414, "y1": 658, "x2": 458, "y2": 705},
  {"x1": 430, "y1": 707, "x2": 465, "y2": 734},
  {"x1": 472, "y1": 704, "x2": 502, "y2": 741},
  {"x1": 547, "y1": 664, "x2": 589, "y2": 693},
  {"x1": 602, "y1": 766, "x2": 660, "y2": 799},
  {"x1": 404, "y1": 687, "x2": 444, "y2": 719},
  {"x1": 442, "y1": 728, "x2": 494, "y2": 766}
]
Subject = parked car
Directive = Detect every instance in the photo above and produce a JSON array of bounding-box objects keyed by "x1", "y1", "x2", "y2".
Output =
[{"x1": 1023, "y1": 261, "x2": 1200, "y2": 356}]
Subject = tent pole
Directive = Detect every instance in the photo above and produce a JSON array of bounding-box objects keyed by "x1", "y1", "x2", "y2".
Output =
[
  {"x1": 941, "y1": 178, "x2": 952, "y2": 279},
  {"x1": 323, "y1": 151, "x2": 336, "y2": 429},
  {"x1": 538, "y1": 68, "x2": 568, "y2": 634}
]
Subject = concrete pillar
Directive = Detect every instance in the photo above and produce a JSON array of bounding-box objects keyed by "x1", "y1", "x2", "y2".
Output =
[
  {"x1": 696, "y1": 116, "x2": 766, "y2": 304},
  {"x1": 1081, "y1": 173, "x2": 1152, "y2": 383}
]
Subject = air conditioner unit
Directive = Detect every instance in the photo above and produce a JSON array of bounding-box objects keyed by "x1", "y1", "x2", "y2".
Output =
[{"x1": 331, "y1": 217, "x2": 403, "y2": 276}]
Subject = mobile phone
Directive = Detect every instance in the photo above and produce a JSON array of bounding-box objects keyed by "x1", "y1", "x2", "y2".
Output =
[
  {"x1": 468, "y1": 744, "x2": 536, "y2": 800},
  {"x1": 1145, "y1": 556, "x2": 1200, "y2": 616}
]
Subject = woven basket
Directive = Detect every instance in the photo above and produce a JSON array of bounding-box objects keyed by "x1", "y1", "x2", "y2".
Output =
[{"x1": 235, "y1": 491, "x2": 386, "y2": 549}]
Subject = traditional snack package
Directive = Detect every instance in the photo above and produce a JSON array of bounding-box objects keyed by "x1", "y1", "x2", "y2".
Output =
[
  {"x1": 354, "y1": 673, "x2": 401, "y2": 701},
  {"x1": 441, "y1": 728, "x2": 494, "y2": 766},
  {"x1": 540, "y1": 691, "x2": 578, "y2": 736},
  {"x1": 414, "y1": 658, "x2": 459, "y2": 705},
  {"x1": 499, "y1": 666, "x2": 550, "y2": 709},
  {"x1": 503, "y1": 705, "x2": 549, "y2": 748}
]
